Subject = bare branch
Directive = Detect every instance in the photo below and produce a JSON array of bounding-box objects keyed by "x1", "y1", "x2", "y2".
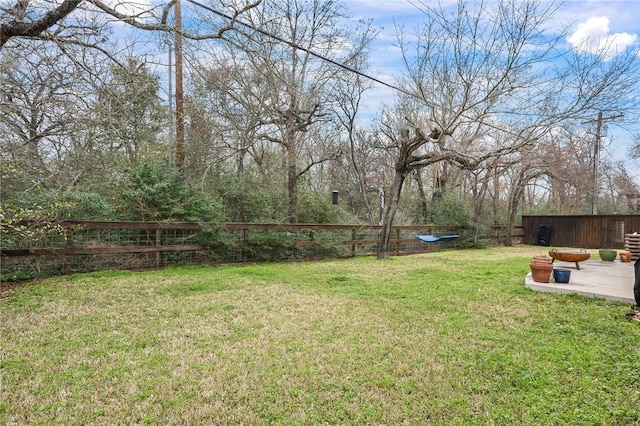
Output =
[
  {"x1": 0, "y1": 0, "x2": 264, "y2": 49},
  {"x1": 0, "y1": 0, "x2": 82, "y2": 48}
]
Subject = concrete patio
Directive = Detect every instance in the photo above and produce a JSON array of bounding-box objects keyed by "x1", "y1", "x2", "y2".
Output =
[{"x1": 525, "y1": 259, "x2": 637, "y2": 305}]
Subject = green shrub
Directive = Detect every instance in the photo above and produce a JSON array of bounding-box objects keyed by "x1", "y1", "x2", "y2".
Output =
[
  {"x1": 216, "y1": 178, "x2": 275, "y2": 222},
  {"x1": 298, "y1": 191, "x2": 350, "y2": 224},
  {"x1": 428, "y1": 193, "x2": 473, "y2": 227},
  {"x1": 116, "y1": 163, "x2": 223, "y2": 222},
  {"x1": 245, "y1": 230, "x2": 298, "y2": 261},
  {"x1": 0, "y1": 204, "x2": 70, "y2": 250},
  {"x1": 63, "y1": 191, "x2": 118, "y2": 220},
  {"x1": 298, "y1": 243, "x2": 348, "y2": 259},
  {"x1": 197, "y1": 224, "x2": 235, "y2": 260}
]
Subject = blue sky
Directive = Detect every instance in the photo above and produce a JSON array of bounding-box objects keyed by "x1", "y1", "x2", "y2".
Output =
[
  {"x1": 339, "y1": 0, "x2": 639, "y2": 109},
  {"x1": 341, "y1": 0, "x2": 639, "y2": 72}
]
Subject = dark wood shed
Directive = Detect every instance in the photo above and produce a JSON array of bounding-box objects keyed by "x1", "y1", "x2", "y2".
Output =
[{"x1": 522, "y1": 215, "x2": 640, "y2": 249}]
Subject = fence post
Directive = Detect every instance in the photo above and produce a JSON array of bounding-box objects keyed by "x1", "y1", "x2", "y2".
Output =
[
  {"x1": 155, "y1": 227, "x2": 162, "y2": 268},
  {"x1": 242, "y1": 228, "x2": 248, "y2": 262},
  {"x1": 351, "y1": 228, "x2": 356, "y2": 256},
  {"x1": 65, "y1": 225, "x2": 73, "y2": 274}
]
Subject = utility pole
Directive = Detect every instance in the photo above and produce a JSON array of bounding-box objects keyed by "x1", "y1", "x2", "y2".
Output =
[
  {"x1": 588, "y1": 111, "x2": 623, "y2": 215},
  {"x1": 592, "y1": 112, "x2": 602, "y2": 215},
  {"x1": 174, "y1": 0, "x2": 185, "y2": 172},
  {"x1": 167, "y1": 41, "x2": 173, "y2": 169}
]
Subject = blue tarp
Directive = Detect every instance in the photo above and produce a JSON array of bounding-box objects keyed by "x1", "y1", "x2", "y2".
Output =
[{"x1": 417, "y1": 234, "x2": 459, "y2": 243}]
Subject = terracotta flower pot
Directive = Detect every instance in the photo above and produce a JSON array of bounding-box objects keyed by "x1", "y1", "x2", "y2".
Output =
[
  {"x1": 532, "y1": 256, "x2": 553, "y2": 264},
  {"x1": 529, "y1": 262, "x2": 553, "y2": 283},
  {"x1": 619, "y1": 251, "x2": 632, "y2": 262}
]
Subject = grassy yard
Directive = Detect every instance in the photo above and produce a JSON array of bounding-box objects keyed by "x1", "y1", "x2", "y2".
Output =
[{"x1": 1, "y1": 246, "x2": 639, "y2": 425}]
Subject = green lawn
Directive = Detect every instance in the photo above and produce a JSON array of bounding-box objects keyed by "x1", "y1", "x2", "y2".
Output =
[{"x1": 2, "y1": 246, "x2": 639, "y2": 425}]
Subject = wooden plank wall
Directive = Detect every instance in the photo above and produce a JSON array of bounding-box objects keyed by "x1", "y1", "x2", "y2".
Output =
[{"x1": 522, "y1": 215, "x2": 640, "y2": 249}]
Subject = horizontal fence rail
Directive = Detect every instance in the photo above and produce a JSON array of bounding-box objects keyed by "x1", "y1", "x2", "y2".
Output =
[{"x1": 1, "y1": 221, "x2": 523, "y2": 281}]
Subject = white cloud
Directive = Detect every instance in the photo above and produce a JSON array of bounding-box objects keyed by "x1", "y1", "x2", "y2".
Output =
[{"x1": 567, "y1": 16, "x2": 638, "y2": 59}]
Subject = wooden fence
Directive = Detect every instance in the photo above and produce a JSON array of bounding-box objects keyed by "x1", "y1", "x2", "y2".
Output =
[
  {"x1": 1, "y1": 221, "x2": 523, "y2": 281},
  {"x1": 522, "y1": 215, "x2": 640, "y2": 249}
]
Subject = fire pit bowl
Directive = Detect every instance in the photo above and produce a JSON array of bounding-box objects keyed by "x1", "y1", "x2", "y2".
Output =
[{"x1": 548, "y1": 249, "x2": 591, "y2": 270}]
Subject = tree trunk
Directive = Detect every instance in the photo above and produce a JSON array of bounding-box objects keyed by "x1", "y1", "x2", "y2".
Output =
[
  {"x1": 237, "y1": 147, "x2": 247, "y2": 177},
  {"x1": 351, "y1": 151, "x2": 373, "y2": 223},
  {"x1": 377, "y1": 170, "x2": 407, "y2": 259},
  {"x1": 472, "y1": 174, "x2": 489, "y2": 246},
  {"x1": 413, "y1": 170, "x2": 429, "y2": 222},
  {"x1": 432, "y1": 162, "x2": 447, "y2": 201},
  {"x1": 287, "y1": 138, "x2": 298, "y2": 223},
  {"x1": 505, "y1": 173, "x2": 527, "y2": 246},
  {"x1": 287, "y1": 154, "x2": 298, "y2": 223}
]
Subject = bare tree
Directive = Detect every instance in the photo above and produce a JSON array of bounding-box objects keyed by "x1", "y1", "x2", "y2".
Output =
[
  {"x1": 326, "y1": 21, "x2": 387, "y2": 222},
  {"x1": 190, "y1": 0, "x2": 375, "y2": 223},
  {"x1": 93, "y1": 57, "x2": 165, "y2": 168},
  {"x1": 616, "y1": 169, "x2": 640, "y2": 213},
  {"x1": 187, "y1": 61, "x2": 270, "y2": 183},
  {"x1": 0, "y1": 37, "x2": 168, "y2": 204},
  {"x1": 0, "y1": 44, "x2": 89, "y2": 183},
  {"x1": 501, "y1": 147, "x2": 547, "y2": 245},
  {"x1": 375, "y1": 0, "x2": 639, "y2": 258},
  {"x1": 545, "y1": 130, "x2": 592, "y2": 213}
]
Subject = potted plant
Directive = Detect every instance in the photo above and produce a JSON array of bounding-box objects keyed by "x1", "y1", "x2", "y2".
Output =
[
  {"x1": 619, "y1": 251, "x2": 632, "y2": 262},
  {"x1": 599, "y1": 249, "x2": 617, "y2": 261},
  {"x1": 553, "y1": 268, "x2": 571, "y2": 283},
  {"x1": 529, "y1": 262, "x2": 553, "y2": 283}
]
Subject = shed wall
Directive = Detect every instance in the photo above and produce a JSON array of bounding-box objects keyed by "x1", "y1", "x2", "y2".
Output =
[{"x1": 522, "y1": 215, "x2": 640, "y2": 249}]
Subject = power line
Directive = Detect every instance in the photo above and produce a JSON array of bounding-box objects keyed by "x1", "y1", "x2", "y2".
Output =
[
  {"x1": 185, "y1": 0, "x2": 415, "y2": 98},
  {"x1": 405, "y1": 0, "x2": 426, "y2": 15},
  {"x1": 405, "y1": 0, "x2": 432, "y2": 16}
]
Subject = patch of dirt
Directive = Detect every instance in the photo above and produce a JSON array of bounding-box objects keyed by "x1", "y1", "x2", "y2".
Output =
[{"x1": 0, "y1": 281, "x2": 22, "y2": 300}]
